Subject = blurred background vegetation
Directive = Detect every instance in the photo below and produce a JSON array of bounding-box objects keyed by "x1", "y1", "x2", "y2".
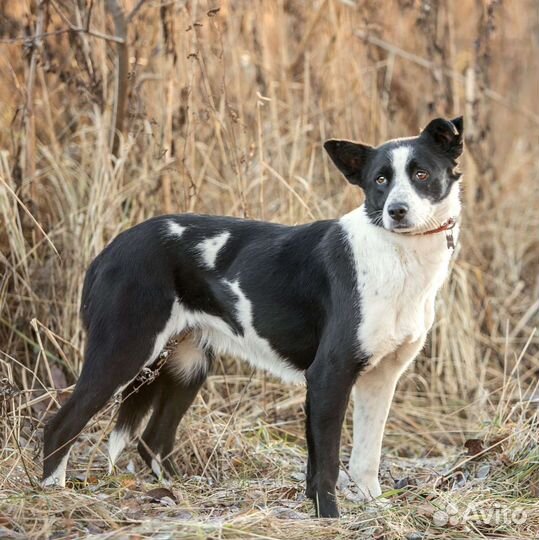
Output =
[{"x1": 1, "y1": 1, "x2": 538, "y2": 538}]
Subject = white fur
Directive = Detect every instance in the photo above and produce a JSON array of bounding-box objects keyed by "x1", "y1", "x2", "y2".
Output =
[
  {"x1": 108, "y1": 428, "x2": 130, "y2": 472},
  {"x1": 106, "y1": 280, "x2": 305, "y2": 470},
  {"x1": 42, "y1": 448, "x2": 71, "y2": 487},
  {"x1": 113, "y1": 298, "x2": 193, "y2": 399},
  {"x1": 46, "y1": 193, "x2": 460, "y2": 490},
  {"x1": 167, "y1": 334, "x2": 208, "y2": 382},
  {"x1": 349, "y1": 339, "x2": 424, "y2": 499},
  {"x1": 108, "y1": 338, "x2": 206, "y2": 468},
  {"x1": 383, "y1": 146, "x2": 428, "y2": 230},
  {"x1": 168, "y1": 221, "x2": 186, "y2": 238},
  {"x1": 341, "y1": 203, "x2": 457, "y2": 369},
  {"x1": 146, "y1": 284, "x2": 303, "y2": 386},
  {"x1": 428, "y1": 175, "x2": 462, "y2": 229},
  {"x1": 151, "y1": 457, "x2": 162, "y2": 477},
  {"x1": 341, "y1": 201, "x2": 459, "y2": 499},
  {"x1": 197, "y1": 231, "x2": 231, "y2": 269},
  {"x1": 102, "y1": 307, "x2": 189, "y2": 464},
  {"x1": 223, "y1": 280, "x2": 304, "y2": 383}
]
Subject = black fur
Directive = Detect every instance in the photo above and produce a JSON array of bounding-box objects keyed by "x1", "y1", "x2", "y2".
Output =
[
  {"x1": 44, "y1": 215, "x2": 364, "y2": 517},
  {"x1": 43, "y1": 117, "x2": 463, "y2": 519}
]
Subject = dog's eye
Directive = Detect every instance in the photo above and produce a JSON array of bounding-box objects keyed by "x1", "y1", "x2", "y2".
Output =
[
  {"x1": 416, "y1": 170, "x2": 429, "y2": 181},
  {"x1": 375, "y1": 176, "x2": 387, "y2": 185}
]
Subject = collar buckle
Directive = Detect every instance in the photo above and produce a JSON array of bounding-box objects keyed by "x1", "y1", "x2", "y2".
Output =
[{"x1": 446, "y1": 230, "x2": 455, "y2": 250}]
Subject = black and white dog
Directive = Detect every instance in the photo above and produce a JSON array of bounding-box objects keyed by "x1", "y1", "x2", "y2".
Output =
[{"x1": 43, "y1": 116, "x2": 463, "y2": 518}]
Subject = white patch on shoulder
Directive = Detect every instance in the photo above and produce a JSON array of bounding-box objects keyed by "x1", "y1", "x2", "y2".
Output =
[
  {"x1": 108, "y1": 428, "x2": 130, "y2": 472},
  {"x1": 340, "y1": 206, "x2": 454, "y2": 369},
  {"x1": 167, "y1": 221, "x2": 186, "y2": 238},
  {"x1": 42, "y1": 448, "x2": 72, "y2": 488},
  {"x1": 197, "y1": 231, "x2": 230, "y2": 269}
]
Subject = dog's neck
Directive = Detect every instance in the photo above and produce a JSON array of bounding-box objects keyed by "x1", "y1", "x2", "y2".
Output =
[{"x1": 340, "y1": 205, "x2": 460, "y2": 263}]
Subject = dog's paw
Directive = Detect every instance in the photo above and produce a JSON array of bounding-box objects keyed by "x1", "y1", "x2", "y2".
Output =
[
  {"x1": 344, "y1": 468, "x2": 383, "y2": 503},
  {"x1": 354, "y1": 481, "x2": 382, "y2": 501},
  {"x1": 41, "y1": 475, "x2": 66, "y2": 488},
  {"x1": 336, "y1": 469, "x2": 381, "y2": 503}
]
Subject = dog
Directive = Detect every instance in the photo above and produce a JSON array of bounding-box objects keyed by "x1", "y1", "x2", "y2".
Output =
[{"x1": 43, "y1": 116, "x2": 463, "y2": 518}]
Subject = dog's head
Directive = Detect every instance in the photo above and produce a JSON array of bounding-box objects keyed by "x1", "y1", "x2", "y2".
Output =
[{"x1": 324, "y1": 117, "x2": 463, "y2": 233}]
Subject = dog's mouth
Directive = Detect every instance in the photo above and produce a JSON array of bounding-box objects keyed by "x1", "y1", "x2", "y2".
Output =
[
  {"x1": 388, "y1": 223, "x2": 415, "y2": 233},
  {"x1": 386, "y1": 221, "x2": 421, "y2": 234},
  {"x1": 386, "y1": 217, "x2": 456, "y2": 236}
]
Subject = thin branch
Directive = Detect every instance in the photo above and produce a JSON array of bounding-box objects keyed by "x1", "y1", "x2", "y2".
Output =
[
  {"x1": 85, "y1": 0, "x2": 94, "y2": 31},
  {"x1": 106, "y1": 0, "x2": 129, "y2": 158},
  {"x1": 0, "y1": 26, "x2": 125, "y2": 45}
]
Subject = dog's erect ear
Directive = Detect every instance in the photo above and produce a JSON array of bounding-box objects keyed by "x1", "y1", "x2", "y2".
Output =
[
  {"x1": 421, "y1": 117, "x2": 464, "y2": 159},
  {"x1": 450, "y1": 116, "x2": 463, "y2": 136},
  {"x1": 324, "y1": 139, "x2": 373, "y2": 185}
]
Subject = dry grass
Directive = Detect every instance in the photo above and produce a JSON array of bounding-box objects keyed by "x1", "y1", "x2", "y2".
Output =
[{"x1": 1, "y1": 0, "x2": 539, "y2": 538}]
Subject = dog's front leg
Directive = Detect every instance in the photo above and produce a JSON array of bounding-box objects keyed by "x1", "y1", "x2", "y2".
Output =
[
  {"x1": 305, "y1": 345, "x2": 360, "y2": 518},
  {"x1": 349, "y1": 339, "x2": 424, "y2": 500}
]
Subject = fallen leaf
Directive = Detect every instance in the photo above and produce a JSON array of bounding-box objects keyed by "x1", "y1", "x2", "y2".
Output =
[
  {"x1": 486, "y1": 436, "x2": 505, "y2": 453},
  {"x1": 145, "y1": 487, "x2": 177, "y2": 506},
  {"x1": 464, "y1": 439, "x2": 484, "y2": 459}
]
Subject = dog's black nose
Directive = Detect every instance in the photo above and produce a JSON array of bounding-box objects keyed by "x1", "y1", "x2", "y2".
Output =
[{"x1": 388, "y1": 203, "x2": 408, "y2": 222}]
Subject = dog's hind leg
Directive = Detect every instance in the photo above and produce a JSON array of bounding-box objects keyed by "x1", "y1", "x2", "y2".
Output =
[
  {"x1": 137, "y1": 336, "x2": 209, "y2": 478},
  {"x1": 43, "y1": 335, "x2": 158, "y2": 487},
  {"x1": 43, "y1": 293, "x2": 180, "y2": 487}
]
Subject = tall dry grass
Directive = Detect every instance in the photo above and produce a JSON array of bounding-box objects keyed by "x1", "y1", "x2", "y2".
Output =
[{"x1": 1, "y1": 1, "x2": 538, "y2": 538}]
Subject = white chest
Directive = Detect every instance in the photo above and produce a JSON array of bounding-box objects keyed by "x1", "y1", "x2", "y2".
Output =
[
  {"x1": 340, "y1": 208, "x2": 454, "y2": 367},
  {"x1": 356, "y1": 248, "x2": 447, "y2": 364}
]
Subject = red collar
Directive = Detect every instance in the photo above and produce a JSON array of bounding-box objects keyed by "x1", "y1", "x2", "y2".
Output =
[
  {"x1": 401, "y1": 218, "x2": 457, "y2": 249},
  {"x1": 418, "y1": 217, "x2": 457, "y2": 236}
]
